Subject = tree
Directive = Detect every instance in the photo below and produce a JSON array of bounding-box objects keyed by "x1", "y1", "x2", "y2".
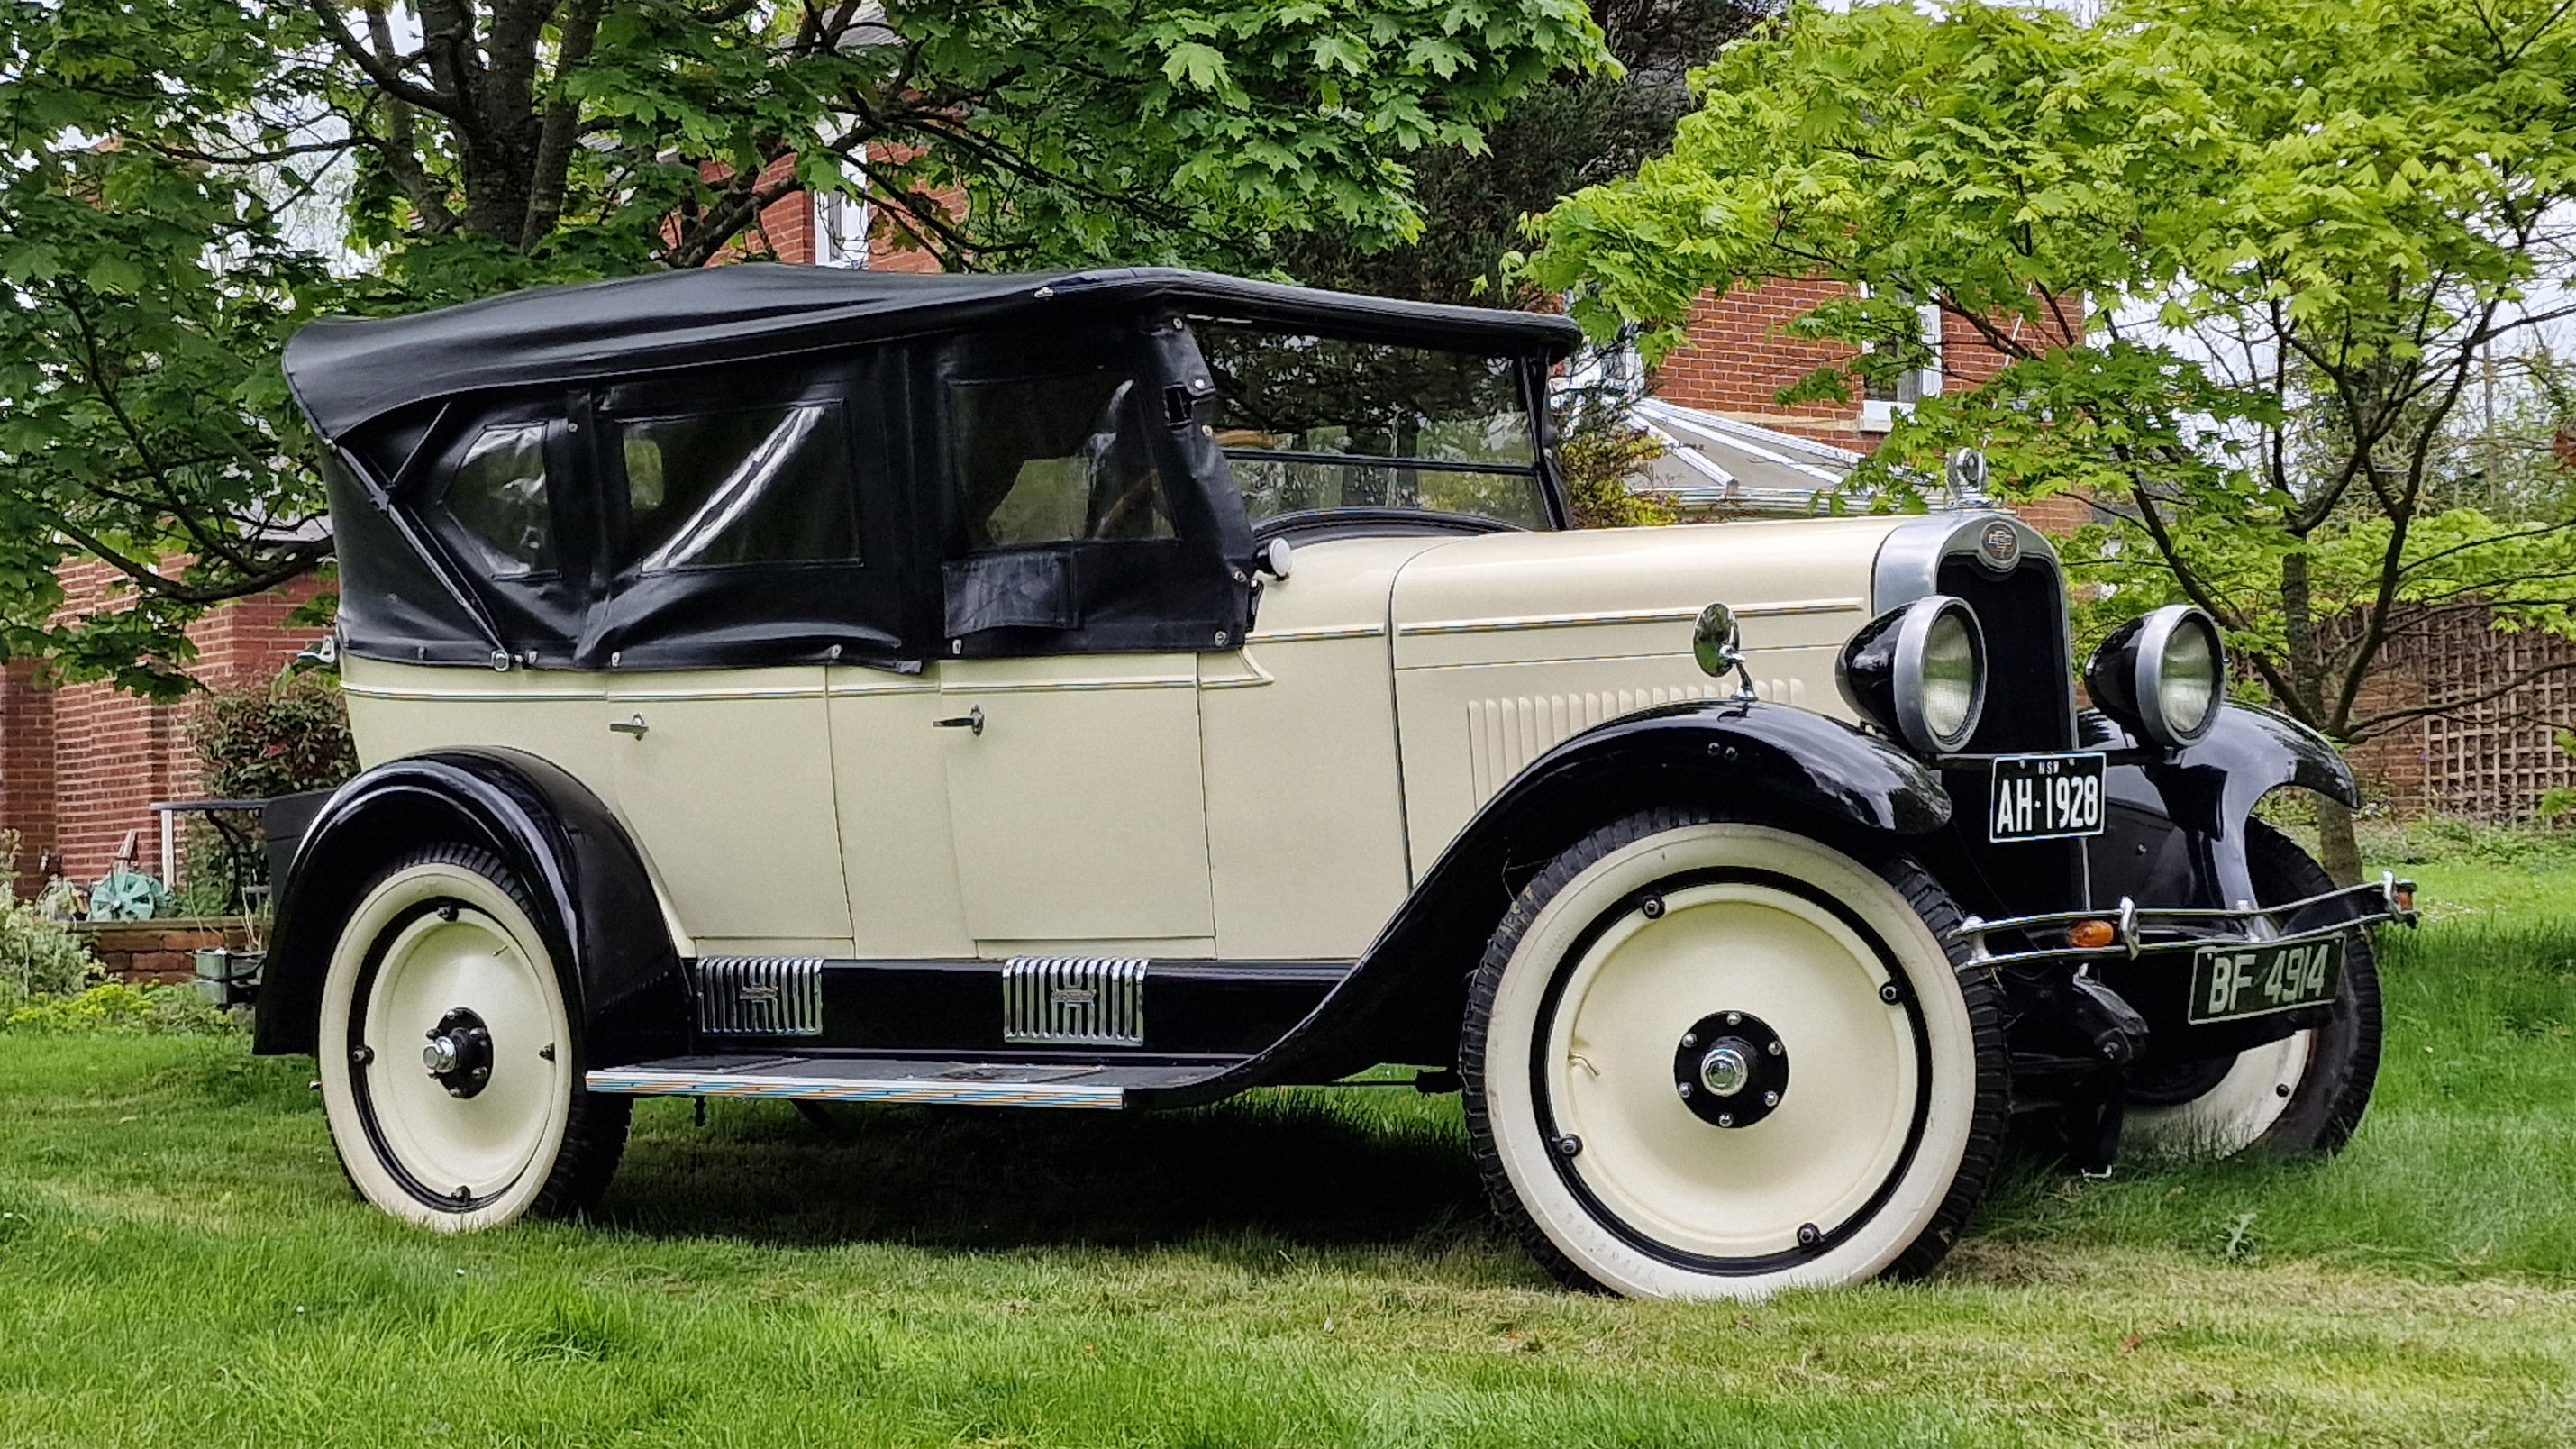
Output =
[
  {"x1": 1527, "y1": 0, "x2": 2576, "y2": 879},
  {"x1": 0, "y1": 0, "x2": 1607, "y2": 690},
  {"x1": 1274, "y1": 0, "x2": 1764, "y2": 305}
]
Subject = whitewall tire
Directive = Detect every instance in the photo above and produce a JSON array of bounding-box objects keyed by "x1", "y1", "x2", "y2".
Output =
[
  {"x1": 2125, "y1": 821, "x2": 2382, "y2": 1159},
  {"x1": 317, "y1": 845, "x2": 628, "y2": 1230},
  {"x1": 1462, "y1": 809, "x2": 2007, "y2": 1299}
]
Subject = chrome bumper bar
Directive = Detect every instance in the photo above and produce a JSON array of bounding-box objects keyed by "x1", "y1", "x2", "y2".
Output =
[{"x1": 1952, "y1": 872, "x2": 2417, "y2": 970}]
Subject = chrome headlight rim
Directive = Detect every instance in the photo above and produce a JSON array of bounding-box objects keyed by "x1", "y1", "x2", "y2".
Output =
[
  {"x1": 2088, "y1": 604, "x2": 2226, "y2": 748},
  {"x1": 1838, "y1": 595, "x2": 1989, "y2": 757}
]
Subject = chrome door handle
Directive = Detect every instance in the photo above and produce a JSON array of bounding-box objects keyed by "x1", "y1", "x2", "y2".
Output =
[
  {"x1": 609, "y1": 714, "x2": 649, "y2": 738},
  {"x1": 932, "y1": 706, "x2": 985, "y2": 736}
]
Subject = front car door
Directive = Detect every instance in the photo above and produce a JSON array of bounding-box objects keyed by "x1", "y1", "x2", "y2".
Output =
[{"x1": 924, "y1": 321, "x2": 1252, "y2": 953}]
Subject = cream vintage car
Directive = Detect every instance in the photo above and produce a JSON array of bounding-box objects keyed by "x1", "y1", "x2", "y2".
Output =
[{"x1": 258, "y1": 265, "x2": 2411, "y2": 1299}]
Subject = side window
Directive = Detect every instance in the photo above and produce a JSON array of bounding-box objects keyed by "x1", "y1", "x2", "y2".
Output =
[
  {"x1": 440, "y1": 423, "x2": 553, "y2": 576},
  {"x1": 948, "y1": 371, "x2": 1174, "y2": 551},
  {"x1": 618, "y1": 402, "x2": 859, "y2": 572}
]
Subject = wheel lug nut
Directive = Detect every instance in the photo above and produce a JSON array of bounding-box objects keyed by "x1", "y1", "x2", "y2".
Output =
[
  {"x1": 1763, "y1": 1091, "x2": 1779, "y2": 1107},
  {"x1": 1767, "y1": 1041, "x2": 1783, "y2": 1056},
  {"x1": 1716, "y1": 1113, "x2": 1734, "y2": 1127},
  {"x1": 1677, "y1": 1080, "x2": 1693, "y2": 1098},
  {"x1": 1725, "y1": 1011, "x2": 1741, "y2": 1025},
  {"x1": 1681, "y1": 1033, "x2": 1698, "y2": 1048}
]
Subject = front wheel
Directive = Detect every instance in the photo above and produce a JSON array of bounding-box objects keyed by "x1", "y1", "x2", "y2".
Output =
[
  {"x1": 2124, "y1": 820, "x2": 2383, "y2": 1159},
  {"x1": 316, "y1": 844, "x2": 629, "y2": 1230},
  {"x1": 1462, "y1": 809, "x2": 2008, "y2": 1299}
]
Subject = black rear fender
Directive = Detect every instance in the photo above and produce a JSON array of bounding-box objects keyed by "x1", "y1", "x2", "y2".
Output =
[
  {"x1": 1145, "y1": 699, "x2": 1951, "y2": 1101},
  {"x1": 251, "y1": 749, "x2": 691, "y2": 1069},
  {"x1": 2093, "y1": 703, "x2": 2359, "y2": 911}
]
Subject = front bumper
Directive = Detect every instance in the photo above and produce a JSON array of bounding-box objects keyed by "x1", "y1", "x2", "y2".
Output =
[{"x1": 1952, "y1": 872, "x2": 2417, "y2": 971}]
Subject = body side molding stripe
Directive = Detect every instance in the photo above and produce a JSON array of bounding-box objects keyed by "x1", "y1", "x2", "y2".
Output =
[{"x1": 584, "y1": 1068, "x2": 1125, "y2": 1108}]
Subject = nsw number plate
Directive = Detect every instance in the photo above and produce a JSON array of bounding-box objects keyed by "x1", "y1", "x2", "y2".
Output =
[
  {"x1": 1988, "y1": 752, "x2": 2107, "y2": 842},
  {"x1": 2189, "y1": 934, "x2": 2345, "y2": 1024}
]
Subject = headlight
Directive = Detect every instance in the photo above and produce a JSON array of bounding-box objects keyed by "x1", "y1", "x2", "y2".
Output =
[
  {"x1": 1837, "y1": 596, "x2": 1988, "y2": 755},
  {"x1": 2085, "y1": 605, "x2": 2226, "y2": 747}
]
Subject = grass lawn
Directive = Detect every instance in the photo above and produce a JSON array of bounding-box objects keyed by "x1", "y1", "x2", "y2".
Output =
[{"x1": 5, "y1": 897, "x2": 2576, "y2": 1445}]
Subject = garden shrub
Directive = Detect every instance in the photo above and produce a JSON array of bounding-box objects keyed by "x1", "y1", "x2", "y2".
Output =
[
  {"x1": 2, "y1": 982, "x2": 234, "y2": 1035},
  {"x1": 192, "y1": 666, "x2": 358, "y2": 800},
  {"x1": 0, "y1": 899, "x2": 96, "y2": 1007},
  {"x1": 1559, "y1": 423, "x2": 1679, "y2": 530},
  {"x1": 176, "y1": 666, "x2": 359, "y2": 916}
]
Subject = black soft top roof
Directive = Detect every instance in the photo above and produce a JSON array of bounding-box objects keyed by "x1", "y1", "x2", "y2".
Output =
[{"x1": 284, "y1": 263, "x2": 1583, "y2": 444}]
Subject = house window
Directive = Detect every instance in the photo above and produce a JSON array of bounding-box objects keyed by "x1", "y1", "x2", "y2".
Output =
[
  {"x1": 813, "y1": 188, "x2": 870, "y2": 269},
  {"x1": 1860, "y1": 301, "x2": 1944, "y2": 433}
]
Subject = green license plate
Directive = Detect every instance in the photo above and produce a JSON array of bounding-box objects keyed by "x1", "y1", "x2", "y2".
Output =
[{"x1": 2188, "y1": 934, "x2": 2345, "y2": 1024}]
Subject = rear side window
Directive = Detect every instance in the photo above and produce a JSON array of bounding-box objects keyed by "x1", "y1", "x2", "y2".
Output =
[
  {"x1": 947, "y1": 371, "x2": 1174, "y2": 551},
  {"x1": 619, "y1": 403, "x2": 860, "y2": 572},
  {"x1": 441, "y1": 423, "x2": 553, "y2": 575}
]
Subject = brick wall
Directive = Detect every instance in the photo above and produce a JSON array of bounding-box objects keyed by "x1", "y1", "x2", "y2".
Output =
[
  {"x1": 0, "y1": 564, "x2": 327, "y2": 894},
  {"x1": 1646, "y1": 277, "x2": 2072, "y2": 451}
]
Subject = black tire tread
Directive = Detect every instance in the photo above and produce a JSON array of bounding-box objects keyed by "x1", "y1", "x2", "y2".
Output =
[
  {"x1": 1457, "y1": 806, "x2": 2010, "y2": 1292},
  {"x1": 2243, "y1": 820, "x2": 2384, "y2": 1156}
]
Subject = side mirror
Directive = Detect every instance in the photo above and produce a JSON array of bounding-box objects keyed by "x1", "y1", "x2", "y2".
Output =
[
  {"x1": 1692, "y1": 601, "x2": 1754, "y2": 700},
  {"x1": 1255, "y1": 537, "x2": 1294, "y2": 580}
]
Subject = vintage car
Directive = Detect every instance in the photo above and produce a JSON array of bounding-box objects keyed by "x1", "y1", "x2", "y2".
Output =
[{"x1": 260, "y1": 264, "x2": 2410, "y2": 1299}]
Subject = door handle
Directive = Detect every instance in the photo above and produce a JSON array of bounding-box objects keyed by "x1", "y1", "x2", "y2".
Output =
[
  {"x1": 932, "y1": 706, "x2": 985, "y2": 736},
  {"x1": 609, "y1": 714, "x2": 649, "y2": 738}
]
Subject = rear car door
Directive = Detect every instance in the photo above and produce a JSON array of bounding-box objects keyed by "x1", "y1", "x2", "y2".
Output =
[
  {"x1": 590, "y1": 374, "x2": 885, "y2": 953},
  {"x1": 924, "y1": 323, "x2": 1250, "y2": 952}
]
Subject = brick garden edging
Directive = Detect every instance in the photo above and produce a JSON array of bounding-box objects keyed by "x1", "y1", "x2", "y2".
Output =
[{"x1": 68, "y1": 917, "x2": 261, "y2": 985}]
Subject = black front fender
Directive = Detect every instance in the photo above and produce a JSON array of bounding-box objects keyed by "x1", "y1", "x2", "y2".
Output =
[
  {"x1": 2094, "y1": 703, "x2": 2359, "y2": 910},
  {"x1": 251, "y1": 750, "x2": 690, "y2": 1069},
  {"x1": 1136, "y1": 699, "x2": 1950, "y2": 1104}
]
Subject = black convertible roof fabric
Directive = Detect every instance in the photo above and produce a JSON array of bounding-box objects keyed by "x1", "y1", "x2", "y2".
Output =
[{"x1": 284, "y1": 263, "x2": 1584, "y2": 444}]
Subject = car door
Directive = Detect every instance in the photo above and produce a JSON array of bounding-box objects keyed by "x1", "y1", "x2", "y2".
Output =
[
  {"x1": 925, "y1": 325, "x2": 1249, "y2": 952},
  {"x1": 592, "y1": 382, "x2": 870, "y2": 953}
]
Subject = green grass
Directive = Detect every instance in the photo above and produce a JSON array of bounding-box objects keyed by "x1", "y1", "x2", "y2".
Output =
[{"x1": 5, "y1": 914, "x2": 2576, "y2": 1445}]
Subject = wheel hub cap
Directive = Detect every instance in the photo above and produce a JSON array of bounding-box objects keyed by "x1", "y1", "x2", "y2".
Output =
[
  {"x1": 1698, "y1": 1043, "x2": 1753, "y2": 1097},
  {"x1": 422, "y1": 1007, "x2": 496, "y2": 1099},
  {"x1": 1674, "y1": 1010, "x2": 1789, "y2": 1128}
]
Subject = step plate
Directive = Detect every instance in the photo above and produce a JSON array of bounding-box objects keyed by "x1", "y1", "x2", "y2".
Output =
[{"x1": 585, "y1": 1054, "x2": 1238, "y2": 1110}]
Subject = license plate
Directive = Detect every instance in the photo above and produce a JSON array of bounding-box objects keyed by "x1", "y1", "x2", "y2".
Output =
[
  {"x1": 1988, "y1": 752, "x2": 2106, "y2": 842},
  {"x1": 2189, "y1": 934, "x2": 2345, "y2": 1024}
]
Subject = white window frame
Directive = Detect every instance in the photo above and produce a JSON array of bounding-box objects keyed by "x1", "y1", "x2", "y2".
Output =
[{"x1": 1859, "y1": 299, "x2": 1944, "y2": 433}]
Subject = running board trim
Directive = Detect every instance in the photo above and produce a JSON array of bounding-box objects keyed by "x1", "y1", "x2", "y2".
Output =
[{"x1": 584, "y1": 1068, "x2": 1125, "y2": 1109}]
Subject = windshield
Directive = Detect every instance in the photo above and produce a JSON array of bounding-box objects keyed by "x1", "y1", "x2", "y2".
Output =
[{"x1": 1194, "y1": 324, "x2": 1551, "y2": 530}]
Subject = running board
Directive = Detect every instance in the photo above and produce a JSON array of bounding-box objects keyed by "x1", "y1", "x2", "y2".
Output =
[{"x1": 586, "y1": 1054, "x2": 1243, "y2": 1110}]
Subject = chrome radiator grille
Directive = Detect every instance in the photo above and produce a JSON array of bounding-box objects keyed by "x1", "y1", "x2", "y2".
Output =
[
  {"x1": 1936, "y1": 554, "x2": 2076, "y2": 754},
  {"x1": 693, "y1": 956, "x2": 824, "y2": 1037},
  {"x1": 1002, "y1": 957, "x2": 1146, "y2": 1046}
]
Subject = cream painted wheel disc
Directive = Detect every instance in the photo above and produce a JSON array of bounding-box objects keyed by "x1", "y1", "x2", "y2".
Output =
[
  {"x1": 1544, "y1": 880, "x2": 1920, "y2": 1261},
  {"x1": 318, "y1": 861, "x2": 574, "y2": 1231},
  {"x1": 1476, "y1": 823, "x2": 1988, "y2": 1299},
  {"x1": 2124, "y1": 1032, "x2": 2308, "y2": 1158}
]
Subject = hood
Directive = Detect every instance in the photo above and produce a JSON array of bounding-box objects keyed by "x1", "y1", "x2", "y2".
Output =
[{"x1": 1385, "y1": 516, "x2": 1915, "y2": 671}]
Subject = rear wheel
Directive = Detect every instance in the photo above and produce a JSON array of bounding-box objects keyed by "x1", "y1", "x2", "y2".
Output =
[
  {"x1": 2124, "y1": 820, "x2": 2383, "y2": 1158},
  {"x1": 1461, "y1": 809, "x2": 2008, "y2": 1299},
  {"x1": 316, "y1": 844, "x2": 628, "y2": 1230}
]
